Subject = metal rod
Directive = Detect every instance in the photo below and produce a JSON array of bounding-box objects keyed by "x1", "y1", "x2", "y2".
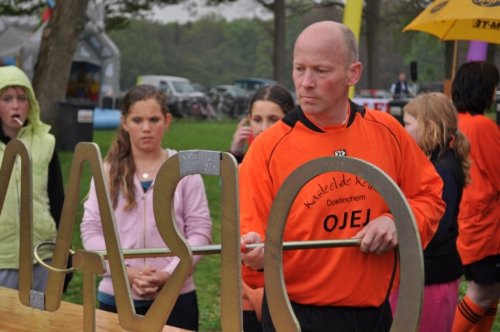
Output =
[{"x1": 94, "y1": 239, "x2": 361, "y2": 259}]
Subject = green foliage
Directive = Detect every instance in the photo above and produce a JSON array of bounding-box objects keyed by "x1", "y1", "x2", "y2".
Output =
[
  {"x1": 0, "y1": 1, "x2": 44, "y2": 15},
  {"x1": 109, "y1": 17, "x2": 279, "y2": 90},
  {"x1": 103, "y1": 0, "x2": 179, "y2": 30},
  {"x1": 109, "y1": 20, "x2": 168, "y2": 88},
  {"x1": 402, "y1": 32, "x2": 445, "y2": 83},
  {"x1": 108, "y1": 13, "x2": 317, "y2": 92}
]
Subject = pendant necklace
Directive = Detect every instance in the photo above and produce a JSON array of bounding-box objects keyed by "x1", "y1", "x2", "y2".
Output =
[
  {"x1": 138, "y1": 152, "x2": 167, "y2": 180},
  {"x1": 141, "y1": 167, "x2": 154, "y2": 180},
  {"x1": 140, "y1": 164, "x2": 159, "y2": 180}
]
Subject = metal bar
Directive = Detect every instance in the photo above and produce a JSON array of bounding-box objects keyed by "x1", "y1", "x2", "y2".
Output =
[{"x1": 93, "y1": 239, "x2": 361, "y2": 259}]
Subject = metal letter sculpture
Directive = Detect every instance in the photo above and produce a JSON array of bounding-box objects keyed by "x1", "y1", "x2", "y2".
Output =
[{"x1": 0, "y1": 140, "x2": 423, "y2": 331}]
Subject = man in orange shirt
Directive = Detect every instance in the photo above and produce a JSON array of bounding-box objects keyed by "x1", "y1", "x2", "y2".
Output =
[
  {"x1": 451, "y1": 61, "x2": 499, "y2": 332},
  {"x1": 239, "y1": 21, "x2": 445, "y2": 331}
]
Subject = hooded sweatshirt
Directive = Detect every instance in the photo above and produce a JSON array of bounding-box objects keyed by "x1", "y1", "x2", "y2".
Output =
[{"x1": 0, "y1": 66, "x2": 58, "y2": 268}]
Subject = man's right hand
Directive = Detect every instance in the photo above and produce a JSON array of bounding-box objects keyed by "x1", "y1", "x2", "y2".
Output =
[{"x1": 241, "y1": 232, "x2": 265, "y2": 271}]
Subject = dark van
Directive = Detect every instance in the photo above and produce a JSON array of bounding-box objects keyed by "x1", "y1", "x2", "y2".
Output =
[{"x1": 233, "y1": 77, "x2": 276, "y2": 94}]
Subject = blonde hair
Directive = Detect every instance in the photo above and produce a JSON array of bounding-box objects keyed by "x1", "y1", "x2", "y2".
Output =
[{"x1": 404, "y1": 92, "x2": 471, "y2": 184}]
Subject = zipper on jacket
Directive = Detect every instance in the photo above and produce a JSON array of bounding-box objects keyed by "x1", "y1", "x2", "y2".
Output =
[{"x1": 142, "y1": 191, "x2": 147, "y2": 267}]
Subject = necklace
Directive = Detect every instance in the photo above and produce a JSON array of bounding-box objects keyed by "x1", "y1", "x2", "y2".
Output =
[
  {"x1": 138, "y1": 162, "x2": 161, "y2": 180},
  {"x1": 136, "y1": 152, "x2": 167, "y2": 180},
  {"x1": 141, "y1": 166, "x2": 155, "y2": 180}
]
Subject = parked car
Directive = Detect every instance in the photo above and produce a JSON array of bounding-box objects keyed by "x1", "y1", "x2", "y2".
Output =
[
  {"x1": 233, "y1": 77, "x2": 276, "y2": 95},
  {"x1": 210, "y1": 84, "x2": 248, "y2": 118},
  {"x1": 137, "y1": 75, "x2": 212, "y2": 118}
]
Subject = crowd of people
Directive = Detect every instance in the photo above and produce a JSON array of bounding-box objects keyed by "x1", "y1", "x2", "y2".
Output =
[{"x1": 0, "y1": 19, "x2": 498, "y2": 332}]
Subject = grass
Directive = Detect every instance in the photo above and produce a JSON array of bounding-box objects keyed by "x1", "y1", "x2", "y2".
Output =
[{"x1": 58, "y1": 116, "x2": 499, "y2": 331}]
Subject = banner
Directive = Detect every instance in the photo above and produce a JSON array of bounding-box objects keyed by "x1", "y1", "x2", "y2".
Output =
[{"x1": 343, "y1": 0, "x2": 363, "y2": 98}]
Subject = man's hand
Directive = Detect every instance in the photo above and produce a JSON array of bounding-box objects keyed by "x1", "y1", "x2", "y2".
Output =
[
  {"x1": 241, "y1": 232, "x2": 265, "y2": 271},
  {"x1": 353, "y1": 215, "x2": 398, "y2": 254}
]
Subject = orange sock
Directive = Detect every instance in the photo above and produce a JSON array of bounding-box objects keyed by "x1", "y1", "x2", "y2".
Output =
[
  {"x1": 452, "y1": 296, "x2": 487, "y2": 332},
  {"x1": 470, "y1": 304, "x2": 498, "y2": 332}
]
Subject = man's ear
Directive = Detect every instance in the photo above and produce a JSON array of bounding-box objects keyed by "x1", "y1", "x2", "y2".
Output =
[{"x1": 347, "y1": 61, "x2": 362, "y2": 86}]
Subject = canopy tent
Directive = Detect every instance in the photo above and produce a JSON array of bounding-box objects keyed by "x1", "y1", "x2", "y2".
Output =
[{"x1": 0, "y1": 16, "x2": 37, "y2": 58}]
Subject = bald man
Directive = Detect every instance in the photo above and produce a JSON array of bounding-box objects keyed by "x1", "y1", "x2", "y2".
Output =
[{"x1": 239, "y1": 21, "x2": 445, "y2": 331}]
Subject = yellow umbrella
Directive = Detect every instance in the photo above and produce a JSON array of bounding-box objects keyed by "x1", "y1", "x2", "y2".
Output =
[{"x1": 403, "y1": 0, "x2": 500, "y2": 44}]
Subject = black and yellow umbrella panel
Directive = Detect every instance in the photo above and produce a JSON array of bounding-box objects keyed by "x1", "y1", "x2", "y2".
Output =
[{"x1": 403, "y1": 0, "x2": 500, "y2": 44}]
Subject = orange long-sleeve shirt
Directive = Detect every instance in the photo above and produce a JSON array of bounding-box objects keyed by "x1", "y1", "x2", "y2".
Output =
[
  {"x1": 239, "y1": 103, "x2": 445, "y2": 307},
  {"x1": 457, "y1": 112, "x2": 500, "y2": 265}
]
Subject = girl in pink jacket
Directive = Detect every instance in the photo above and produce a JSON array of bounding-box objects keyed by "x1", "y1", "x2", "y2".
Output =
[{"x1": 81, "y1": 84, "x2": 211, "y2": 331}]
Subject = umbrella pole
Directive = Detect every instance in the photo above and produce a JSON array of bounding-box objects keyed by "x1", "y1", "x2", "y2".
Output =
[{"x1": 452, "y1": 40, "x2": 458, "y2": 81}]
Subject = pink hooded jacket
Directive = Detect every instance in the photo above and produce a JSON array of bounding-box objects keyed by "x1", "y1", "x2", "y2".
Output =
[{"x1": 81, "y1": 149, "x2": 212, "y2": 299}]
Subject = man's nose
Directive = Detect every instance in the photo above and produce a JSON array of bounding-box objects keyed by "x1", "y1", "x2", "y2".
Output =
[{"x1": 301, "y1": 70, "x2": 315, "y2": 88}]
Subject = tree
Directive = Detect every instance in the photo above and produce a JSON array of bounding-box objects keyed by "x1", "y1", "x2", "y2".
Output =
[
  {"x1": 251, "y1": 0, "x2": 335, "y2": 84},
  {"x1": 32, "y1": 1, "x2": 90, "y2": 135},
  {"x1": 254, "y1": 0, "x2": 286, "y2": 84},
  {"x1": 364, "y1": 0, "x2": 381, "y2": 88},
  {"x1": 103, "y1": 0, "x2": 187, "y2": 30},
  {"x1": 1, "y1": 0, "x2": 225, "y2": 135}
]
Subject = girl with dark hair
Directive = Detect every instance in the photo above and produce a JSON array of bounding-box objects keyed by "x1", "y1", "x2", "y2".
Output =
[
  {"x1": 451, "y1": 61, "x2": 499, "y2": 332},
  {"x1": 229, "y1": 84, "x2": 295, "y2": 163},
  {"x1": 81, "y1": 84, "x2": 212, "y2": 331},
  {"x1": 229, "y1": 83, "x2": 294, "y2": 331}
]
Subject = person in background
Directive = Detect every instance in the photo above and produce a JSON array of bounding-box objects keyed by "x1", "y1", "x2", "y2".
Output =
[
  {"x1": 239, "y1": 21, "x2": 445, "y2": 331},
  {"x1": 390, "y1": 71, "x2": 411, "y2": 99},
  {"x1": 81, "y1": 84, "x2": 212, "y2": 331},
  {"x1": 229, "y1": 84, "x2": 295, "y2": 164},
  {"x1": 229, "y1": 83, "x2": 294, "y2": 331},
  {"x1": 451, "y1": 61, "x2": 499, "y2": 332},
  {"x1": 0, "y1": 66, "x2": 67, "y2": 291},
  {"x1": 391, "y1": 92, "x2": 470, "y2": 332}
]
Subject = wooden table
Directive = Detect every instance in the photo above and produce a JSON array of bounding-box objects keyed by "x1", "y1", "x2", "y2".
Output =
[{"x1": 0, "y1": 287, "x2": 188, "y2": 331}]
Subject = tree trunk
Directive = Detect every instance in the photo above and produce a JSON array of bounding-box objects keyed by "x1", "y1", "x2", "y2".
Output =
[
  {"x1": 365, "y1": 0, "x2": 381, "y2": 88},
  {"x1": 32, "y1": 0, "x2": 90, "y2": 137},
  {"x1": 272, "y1": 0, "x2": 286, "y2": 85}
]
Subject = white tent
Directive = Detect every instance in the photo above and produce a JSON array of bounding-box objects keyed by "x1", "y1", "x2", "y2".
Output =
[
  {"x1": 0, "y1": 3, "x2": 120, "y2": 105},
  {"x1": 0, "y1": 16, "x2": 37, "y2": 58}
]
